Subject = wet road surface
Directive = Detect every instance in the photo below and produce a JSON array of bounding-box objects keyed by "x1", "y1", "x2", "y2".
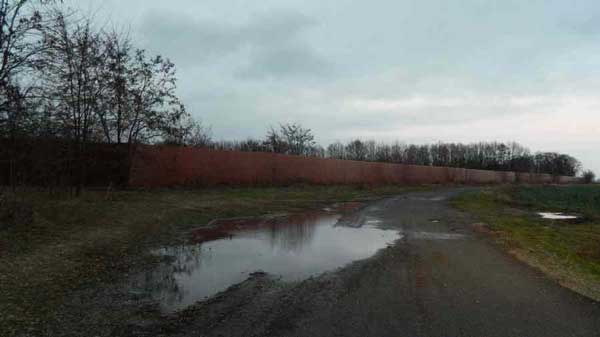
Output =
[{"x1": 122, "y1": 188, "x2": 600, "y2": 337}]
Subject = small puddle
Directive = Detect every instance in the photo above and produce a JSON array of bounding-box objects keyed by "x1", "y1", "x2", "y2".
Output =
[
  {"x1": 538, "y1": 212, "x2": 579, "y2": 220},
  {"x1": 406, "y1": 196, "x2": 447, "y2": 202},
  {"x1": 408, "y1": 232, "x2": 467, "y2": 240},
  {"x1": 133, "y1": 210, "x2": 400, "y2": 313}
]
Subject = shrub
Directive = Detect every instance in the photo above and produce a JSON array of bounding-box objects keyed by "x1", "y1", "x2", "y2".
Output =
[{"x1": 582, "y1": 170, "x2": 596, "y2": 184}]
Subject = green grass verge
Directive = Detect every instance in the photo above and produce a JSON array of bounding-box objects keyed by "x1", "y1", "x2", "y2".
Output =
[
  {"x1": 452, "y1": 185, "x2": 600, "y2": 301},
  {"x1": 0, "y1": 184, "x2": 417, "y2": 334}
]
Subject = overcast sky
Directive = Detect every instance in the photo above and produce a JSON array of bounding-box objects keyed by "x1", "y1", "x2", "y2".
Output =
[{"x1": 73, "y1": 0, "x2": 599, "y2": 174}]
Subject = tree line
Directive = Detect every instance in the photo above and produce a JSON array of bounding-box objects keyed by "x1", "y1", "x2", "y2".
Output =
[{"x1": 210, "y1": 123, "x2": 583, "y2": 177}]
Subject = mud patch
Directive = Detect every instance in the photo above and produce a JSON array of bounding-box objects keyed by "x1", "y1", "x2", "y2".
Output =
[
  {"x1": 432, "y1": 251, "x2": 450, "y2": 265},
  {"x1": 330, "y1": 201, "x2": 365, "y2": 213},
  {"x1": 471, "y1": 222, "x2": 493, "y2": 234}
]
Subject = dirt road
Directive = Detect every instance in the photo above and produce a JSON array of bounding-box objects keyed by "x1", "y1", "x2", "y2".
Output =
[{"x1": 122, "y1": 188, "x2": 600, "y2": 337}]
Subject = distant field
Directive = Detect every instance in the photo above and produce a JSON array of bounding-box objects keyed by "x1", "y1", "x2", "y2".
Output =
[
  {"x1": 512, "y1": 185, "x2": 600, "y2": 218},
  {"x1": 0, "y1": 185, "x2": 416, "y2": 334},
  {"x1": 453, "y1": 185, "x2": 600, "y2": 301}
]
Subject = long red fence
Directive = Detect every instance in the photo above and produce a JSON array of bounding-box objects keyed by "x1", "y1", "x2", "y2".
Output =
[{"x1": 128, "y1": 145, "x2": 582, "y2": 188}]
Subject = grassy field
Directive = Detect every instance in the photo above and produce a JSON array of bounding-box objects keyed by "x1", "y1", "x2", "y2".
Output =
[
  {"x1": 0, "y1": 185, "x2": 415, "y2": 334},
  {"x1": 452, "y1": 185, "x2": 600, "y2": 301}
]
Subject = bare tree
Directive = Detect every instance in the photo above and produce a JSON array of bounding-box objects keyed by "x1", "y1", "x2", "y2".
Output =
[
  {"x1": 162, "y1": 115, "x2": 212, "y2": 147},
  {"x1": 0, "y1": 1, "x2": 59, "y2": 189},
  {"x1": 327, "y1": 141, "x2": 345, "y2": 159},
  {"x1": 264, "y1": 126, "x2": 288, "y2": 154},
  {"x1": 96, "y1": 29, "x2": 132, "y2": 144},
  {"x1": 375, "y1": 143, "x2": 392, "y2": 162},
  {"x1": 390, "y1": 142, "x2": 405, "y2": 163},
  {"x1": 40, "y1": 14, "x2": 106, "y2": 194},
  {"x1": 279, "y1": 123, "x2": 316, "y2": 156},
  {"x1": 345, "y1": 139, "x2": 368, "y2": 161},
  {"x1": 264, "y1": 123, "x2": 315, "y2": 156},
  {"x1": 0, "y1": 0, "x2": 58, "y2": 89},
  {"x1": 126, "y1": 49, "x2": 186, "y2": 146},
  {"x1": 262, "y1": 123, "x2": 318, "y2": 156},
  {"x1": 183, "y1": 119, "x2": 212, "y2": 147}
]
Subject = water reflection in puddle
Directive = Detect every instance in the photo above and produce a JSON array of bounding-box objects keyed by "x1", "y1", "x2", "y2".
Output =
[
  {"x1": 134, "y1": 211, "x2": 400, "y2": 313},
  {"x1": 538, "y1": 212, "x2": 579, "y2": 220}
]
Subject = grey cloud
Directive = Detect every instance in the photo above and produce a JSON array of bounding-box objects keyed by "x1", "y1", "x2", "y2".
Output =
[
  {"x1": 244, "y1": 10, "x2": 317, "y2": 46},
  {"x1": 236, "y1": 43, "x2": 332, "y2": 79},
  {"x1": 139, "y1": 11, "x2": 243, "y2": 63},
  {"x1": 138, "y1": 8, "x2": 331, "y2": 79}
]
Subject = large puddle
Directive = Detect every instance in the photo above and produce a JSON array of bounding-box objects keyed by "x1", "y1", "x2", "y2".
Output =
[{"x1": 132, "y1": 210, "x2": 401, "y2": 313}]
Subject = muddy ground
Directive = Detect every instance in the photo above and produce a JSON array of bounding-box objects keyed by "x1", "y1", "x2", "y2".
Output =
[{"x1": 97, "y1": 188, "x2": 600, "y2": 337}]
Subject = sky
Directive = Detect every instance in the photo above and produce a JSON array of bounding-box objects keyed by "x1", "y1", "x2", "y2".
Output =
[{"x1": 73, "y1": 0, "x2": 599, "y2": 174}]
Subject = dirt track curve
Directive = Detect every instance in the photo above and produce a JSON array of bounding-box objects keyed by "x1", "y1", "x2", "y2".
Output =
[{"x1": 120, "y1": 188, "x2": 600, "y2": 337}]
